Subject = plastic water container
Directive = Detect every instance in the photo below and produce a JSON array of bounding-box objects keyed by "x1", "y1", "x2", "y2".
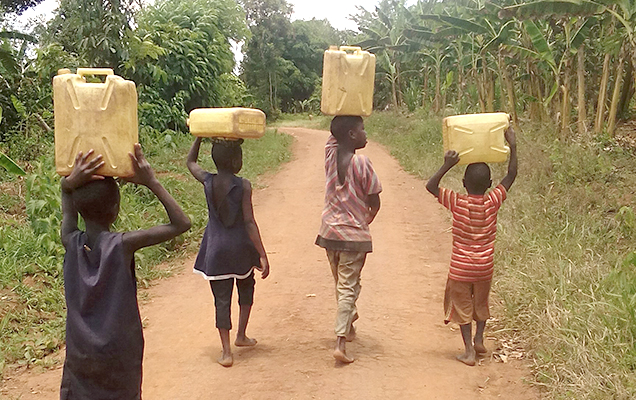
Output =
[
  {"x1": 187, "y1": 108, "x2": 266, "y2": 139},
  {"x1": 321, "y1": 46, "x2": 375, "y2": 117},
  {"x1": 53, "y1": 68, "x2": 138, "y2": 177},
  {"x1": 442, "y1": 113, "x2": 510, "y2": 165}
]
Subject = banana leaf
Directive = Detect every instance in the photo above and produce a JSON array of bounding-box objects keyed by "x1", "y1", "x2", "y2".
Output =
[{"x1": 0, "y1": 152, "x2": 26, "y2": 176}]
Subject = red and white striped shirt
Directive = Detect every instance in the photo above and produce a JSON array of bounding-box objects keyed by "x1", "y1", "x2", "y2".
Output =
[
  {"x1": 438, "y1": 185, "x2": 507, "y2": 282},
  {"x1": 317, "y1": 136, "x2": 382, "y2": 249}
]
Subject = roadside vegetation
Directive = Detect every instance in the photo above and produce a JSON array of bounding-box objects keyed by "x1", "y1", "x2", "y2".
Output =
[
  {"x1": 356, "y1": 110, "x2": 636, "y2": 400},
  {"x1": 2, "y1": 0, "x2": 636, "y2": 398},
  {"x1": 0, "y1": 128, "x2": 292, "y2": 375}
]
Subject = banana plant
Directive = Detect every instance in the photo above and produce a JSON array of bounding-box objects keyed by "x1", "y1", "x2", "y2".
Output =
[{"x1": 0, "y1": 109, "x2": 26, "y2": 176}]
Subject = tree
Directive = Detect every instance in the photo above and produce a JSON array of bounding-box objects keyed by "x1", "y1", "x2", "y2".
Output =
[
  {"x1": 240, "y1": 0, "x2": 293, "y2": 116},
  {"x1": 0, "y1": 0, "x2": 45, "y2": 14},
  {"x1": 42, "y1": 0, "x2": 135, "y2": 69},
  {"x1": 127, "y1": 0, "x2": 249, "y2": 130}
]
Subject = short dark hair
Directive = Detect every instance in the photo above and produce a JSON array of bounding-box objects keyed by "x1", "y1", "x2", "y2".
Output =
[
  {"x1": 212, "y1": 140, "x2": 242, "y2": 172},
  {"x1": 330, "y1": 116, "x2": 363, "y2": 142},
  {"x1": 71, "y1": 178, "x2": 120, "y2": 222},
  {"x1": 464, "y1": 163, "x2": 492, "y2": 193}
]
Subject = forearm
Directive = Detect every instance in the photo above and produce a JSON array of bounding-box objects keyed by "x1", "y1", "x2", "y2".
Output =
[
  {"x1": 145, "y1": 179, "x2": 191, "y2": 233},
  {"x1": 245, "y1": 220, "x2": 267, "y2": 258},
  {"x1": 60, "y1": 178, "x2": 79, "y2": 246},
  {"x1": 367, "y1": 194, "x2": 380, "y2": 224},
  {"x1": 501, "y1": 143, "x2": 517, "y2": 190},
  {"x1": 426, "y1": 164, "x2": 453, "y2": 197}
]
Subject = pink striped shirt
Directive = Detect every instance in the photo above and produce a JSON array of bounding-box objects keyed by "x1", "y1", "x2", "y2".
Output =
[
  {"x1": 438, "y1": 185, "x2": 507, "y2": 282},
  {"x1": 317, "y1": 136, "x2": 382, "y2": 247}
]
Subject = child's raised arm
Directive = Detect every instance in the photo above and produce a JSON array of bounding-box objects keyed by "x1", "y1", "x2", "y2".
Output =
[
  {"x1": 426, "y1": 150, "x2": 460, "y2": 198},
  {"x1": 500, "y1": 127, "x2": 517, "y2": 191},
  {"x1": 122, "y1": 144, "x2": 191, "y2": 253},
  {"x1": 187, "y1": 137, "x2": 207, "y2": 183},
  {"x1": 241, "y1": 179, "x2": 270, "y2": 279},
  {"x1": 60, "y1": 150, "x2": 105, "y2": 248}
]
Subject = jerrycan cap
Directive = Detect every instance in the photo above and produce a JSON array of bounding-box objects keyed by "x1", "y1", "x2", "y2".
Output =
[{"x1": 57, "y1": 68, "x2": 72, "y2": 75}]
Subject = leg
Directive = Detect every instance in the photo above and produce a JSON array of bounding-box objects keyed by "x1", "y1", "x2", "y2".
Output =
[
  {"x1": 328, "y1": 250, "x2": 366, "y2": 363},
  {"x1": 457, "y1": 323, "x2": 476, "y2": 366},
  {"x1": 210, "y1": 279, "x2": 234, "y2": 366},
  {"x1": 472, "y1": 280, "x2": 492, "y2": 354},
  {"x1": 235, "y1": 273, "x2": 257, "y2": 347},
  {"x1": 474, "y1": 320, "x2": 487, "y2": 354}
]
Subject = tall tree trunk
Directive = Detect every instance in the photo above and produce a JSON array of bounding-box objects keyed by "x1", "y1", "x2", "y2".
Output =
[
  {"x1": 434, "y1": 61, "x2": 441, "y2": 113},
  {"x1": 618, "y1": 57, "x2": 634, "y2": 118},
  {"x1": 391, "y1": 74, "x2": 399, "y2": 110},
  {"x1": 482, "y1": 53, "x2": 494, "y2": 112},
  {"x1": 498, "y1": 50, "x2": 518, "y2": 125},
  {"x1": 594, "y1": 53, "x2": 611, "y2": 134},
  {"x1": 576, "y1": 46, "x2": 588, "y2": 137},
  {"x1": 561, "y1": 58, "x2": 572, "y2": 139},
  {"x1": 422, "y1": 67, "x2": 430, "y2": 109},
  {"x1": 608, "y1": 44, "x2": 626, "y2": 137},
  {"x1": 396, "y1": 60, "x2": 404, "y2": 108}
]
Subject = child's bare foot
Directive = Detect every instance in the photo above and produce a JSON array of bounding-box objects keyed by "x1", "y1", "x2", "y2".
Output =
[
  {"x1": 235, "y1": 336, "x2": 257, "y2": 347},
  {"x1": 345, "y1": 325, "x2": 356, "y2": 342},
  {"x1": 456, "y1": 349, "x2": 476, "y2": 366},
  {"x1": 217, "y1": 353, "x2": 233, "y2": 367},
  {"x1": 333, "y1": 348, "x2": 354, "y2": 363},
  {"x1": 474, "y1": 341, "x2": 487, "y2": 354}
]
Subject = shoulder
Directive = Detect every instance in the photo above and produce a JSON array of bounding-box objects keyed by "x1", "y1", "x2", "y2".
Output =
[{"x1": 488, "y1": 184, "x2": 507, "y2": 200}]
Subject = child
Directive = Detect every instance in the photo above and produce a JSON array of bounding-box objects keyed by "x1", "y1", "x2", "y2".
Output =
[
  {"x1": 187, "y1": 137, "x2": 270, "y2": 368},
  {"x1": 315, "y1": 116, "x2": 382, "y2": 363},
  {"x1": 60, "y1": 145, "x2": 191, "y2": 399},
  {"x1": 426, "y1": 127, "x2": 517, "y2": 366}
]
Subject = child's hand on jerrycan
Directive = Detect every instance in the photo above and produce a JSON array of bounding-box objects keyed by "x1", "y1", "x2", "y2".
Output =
[
  {"x1": 504, "y1": 125, "x2": 516, "y2": 147},
  {"x1": 63, "y1": 150, "x2": 105, "y2": 191},
  {"x1": 125, "y1": 143, "x2": 157, "y2": 186},
  {"x1": 443, "y1": 150, "x2": 460, "y2": 167}
]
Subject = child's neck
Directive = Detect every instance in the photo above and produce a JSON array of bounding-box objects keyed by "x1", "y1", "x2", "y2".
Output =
[{"x1": 85, "y1": 220, "x2": 111, "y2": 247}]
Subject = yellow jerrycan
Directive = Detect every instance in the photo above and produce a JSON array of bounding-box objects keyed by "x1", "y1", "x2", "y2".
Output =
[
  {"x1": 187, "y1": 108, "x2": 266, "y2": 139},
  {"x1": 442, "y1": 112, "x2": 510, "y2": 165},
  {"x1": 321, "y1": 46, "x2": 376, "y2": 117},
  {"x1": 53, "y1": 68, "x2": 138, "y2": 177}
]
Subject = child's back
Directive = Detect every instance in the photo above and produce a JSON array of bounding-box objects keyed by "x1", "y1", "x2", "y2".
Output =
[
  {"x1": 62, "y1": 230, "x2": 143, "y2": 398},
  {"x1": 60, "y1": 146, "x2": 190, "y2": 398},
  {"x1": 187, "y1": 137, "x2": 269, "y2": 367}
]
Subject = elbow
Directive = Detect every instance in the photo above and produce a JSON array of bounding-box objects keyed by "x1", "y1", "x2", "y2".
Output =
[{"x1": 179, "y1": 216, "x2": 192, "y2": 234}]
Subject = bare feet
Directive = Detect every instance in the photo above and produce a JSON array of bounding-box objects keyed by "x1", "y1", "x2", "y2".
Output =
[
  {"x1": 474, "y1": 341, "x2": 487, "y2": 354},
  {"x1": 456, "y1": 349, "x2": 476, "y2": 366},
  {"x1": 334, "y1": 336, "x2": 354, "y2": 363},
  {"x1": 235, "y1": 336, "x2": 257, "y2": 347},
  {"x1": 333, "y1": 348, "x2": 354, "y2": 363},
  {"x1": 217, "y1": 353, "x2": 233, "y2": 367},
  {"x1": 345, "y1": 325, "x2": 356, "y2": 342}
]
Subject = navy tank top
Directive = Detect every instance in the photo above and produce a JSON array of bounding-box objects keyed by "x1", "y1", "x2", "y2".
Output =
[
  {"x1": 60, "y1": 231, "x2": 143, "y2": 400},
  {"x1": 193, "y1": 173, "x2": 260, "y2": 280}
]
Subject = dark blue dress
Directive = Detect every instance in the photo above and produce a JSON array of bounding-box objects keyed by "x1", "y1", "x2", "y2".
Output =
[
  {"x1": 60, "y1": 231, "x2": 143, "y2": 400},
  {"x1": 193, "y1": 173, "x2": 260, "y2": 280}
]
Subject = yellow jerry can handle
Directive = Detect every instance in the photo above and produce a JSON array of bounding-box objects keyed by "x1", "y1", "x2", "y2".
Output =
[
  {"x1": 77, "y1": 68, "x2": 114, "y2": 77},
  {"x1": 339, "y1": 46, "x2": 362, "y2": 54}
]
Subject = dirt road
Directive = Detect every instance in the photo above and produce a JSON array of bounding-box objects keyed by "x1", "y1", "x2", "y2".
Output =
[{"x1": 2, "y1": 127, "x2": 539, "y2": 399}]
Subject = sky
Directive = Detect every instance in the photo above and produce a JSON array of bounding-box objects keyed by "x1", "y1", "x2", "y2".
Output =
[{"x1": 14, "y1": 0, "x2": 417, "y2": 32}]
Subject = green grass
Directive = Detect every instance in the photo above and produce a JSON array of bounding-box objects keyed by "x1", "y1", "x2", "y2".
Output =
[
  {"x1": 0, "y1": 128, "x2": 293, "y2": 376},
  {"x1": 360, "y1": 111, "x2": 636, "y2": 399}
]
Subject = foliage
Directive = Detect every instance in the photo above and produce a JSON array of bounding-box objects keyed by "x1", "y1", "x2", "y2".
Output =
[
  {"x1": 0, "y1": 0, "x2": 45, "y2": 14},
  {"x1": 127, "y1": 0, "x2": 249, "y2": 129},
  {"x1": 42, "y1": 0, "x2": 135, "y2": 69},
  {"x1": 364, "y1": 111, "x2": 636, "y2": 399},
  {"x1": 0, "y1": 128, "x2": 293, "y2": 376}
]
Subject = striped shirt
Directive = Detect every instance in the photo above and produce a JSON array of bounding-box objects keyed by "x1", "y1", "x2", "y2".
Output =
[
  {"x1": 438, "y1": 185, "x2": 507, "y2": 282},
  {"x1": 316, "y1": 135, "x2": 382, "y2": 252}
]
